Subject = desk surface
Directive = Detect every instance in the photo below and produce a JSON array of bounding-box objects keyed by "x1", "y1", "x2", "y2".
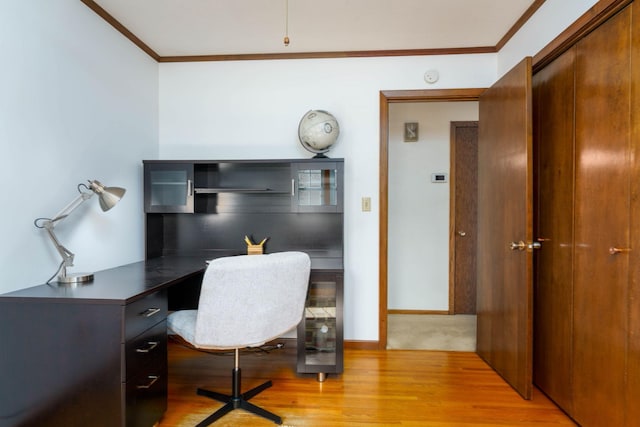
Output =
[
  {"x1": 1, "y1": 252, "x2": 343, "y2": 304},
  {"x1": 1, "y1": 255, "x2": 209, "y2": 304}
]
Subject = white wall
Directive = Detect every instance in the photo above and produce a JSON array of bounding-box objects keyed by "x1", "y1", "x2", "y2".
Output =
[
  {"x1": 0, "y1": 1, "x2": 158, "y2": 293},
  {"x1": 498, "y1": 0, "x2": 599, "y2": 76},
  {"x1": 158, "y1": 0, "x2": 609, "y2": 341},
  {"x1": 388, "y1": 102, "x2": 478, "y2": 311},
  {"x1": 0, "y1": 0, "x2": 602, "y2": 342},
  {"x1": 159, "y1": 55, "x2": 496, "y2": 340}
]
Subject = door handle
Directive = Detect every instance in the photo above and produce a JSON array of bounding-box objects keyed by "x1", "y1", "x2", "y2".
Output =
[
  {"x1": 510, "y1": 241, "x2": 542, "y2": 251},
  {"x1": 510, "y1": 241, "x2": 526, "y2": 251},
  {"x1": 609, "y1": 247, "x2": 631, "y2": 255},
  {"x1": 457, "y1": 231, "x2": 466, "y2": 237}
]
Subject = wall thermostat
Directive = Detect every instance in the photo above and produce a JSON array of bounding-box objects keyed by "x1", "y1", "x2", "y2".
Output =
[{"x1": 431, "y1": 173, "x2": 448, "y2": 183}]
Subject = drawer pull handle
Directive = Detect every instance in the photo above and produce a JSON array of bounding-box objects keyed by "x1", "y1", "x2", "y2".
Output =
[
  {"x1": 136, "y1": 341, "x2": 159, "y2": 353},
  {"x1": 136, "y1": 375, "x2": 159, "y2": 390},
  {"x1": 140, "y1": 307, "x2": 161, "y2": 318}
]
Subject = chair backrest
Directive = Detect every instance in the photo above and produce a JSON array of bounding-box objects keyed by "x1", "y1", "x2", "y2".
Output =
[{"x1": 193, "y1": 251, "x2": 311, "y2": 349}]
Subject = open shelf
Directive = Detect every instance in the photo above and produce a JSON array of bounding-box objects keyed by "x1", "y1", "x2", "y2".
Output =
[{"x1": 194, "y1": 188, "x2": 288, "y2": 194}]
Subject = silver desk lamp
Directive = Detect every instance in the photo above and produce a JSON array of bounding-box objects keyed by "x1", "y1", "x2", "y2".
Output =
[{"x1": 34, "y1": 180, "x2": 126, "y2": 284}]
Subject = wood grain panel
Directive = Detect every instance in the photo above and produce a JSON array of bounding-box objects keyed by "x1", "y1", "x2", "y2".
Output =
[
  {"x1": 477, "y1": 57, "x2": 533, "y2": 399},
  {"x1": 628, "y1": 3, "x2": 640, "y2": 423},
  {"x1": 532, "y1": 46, "x2": 576, "y2": 413},
  {"x1": 533, "y1": 0, "x2": 631, "y2": 72},
  {"x1": 451, "y1": 121, "x2": 478, "y2": 314},
  {"x1": 573, "y1": 7, "x2": 631, "y2": 425}
]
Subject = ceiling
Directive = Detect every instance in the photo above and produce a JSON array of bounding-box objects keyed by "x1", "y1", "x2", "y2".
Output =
[{"x1": 85, "y1": 0, "x2": 542, "y2": 60}]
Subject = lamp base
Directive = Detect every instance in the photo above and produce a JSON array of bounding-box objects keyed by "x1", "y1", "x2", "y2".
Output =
[{"x1": 57, "y1": 272, "x2": 94, "y2": 285}]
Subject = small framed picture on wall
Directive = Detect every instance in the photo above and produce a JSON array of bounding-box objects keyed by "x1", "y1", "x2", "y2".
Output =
[{"x1": 404, "y1": 122, "x2": 418, "y2": 142}]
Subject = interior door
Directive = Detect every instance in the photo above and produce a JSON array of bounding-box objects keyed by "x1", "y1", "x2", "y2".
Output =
[
  {"x1": 451, "y1": 121, "x2": 478, "y2": 314},
  {"x1": 476, "y1": 57, "x2": 533, "y2": 399}
]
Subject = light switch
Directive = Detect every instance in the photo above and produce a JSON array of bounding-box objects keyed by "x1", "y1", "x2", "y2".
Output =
[
  {"x1": 362, "y1": 197, "x2": 371, "y2": 212},
  {"x1": 431, "y1": 173, "x2": 448, "y2": 183}
]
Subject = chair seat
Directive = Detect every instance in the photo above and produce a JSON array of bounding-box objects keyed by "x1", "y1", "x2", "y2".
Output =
[{"x1": 167, "y1": 309, "x2": 197, "y2": 345}]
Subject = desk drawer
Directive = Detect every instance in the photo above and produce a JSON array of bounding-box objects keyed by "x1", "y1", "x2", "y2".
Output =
[
  {"x1": 125, "y1": 320, "x2": 167, "y2": 381},
  {"x1": 125, "y1": 366, "x2": 168, "y2": 427},
  {"x1": 125, "y1": 290, "x2": 167, "y2": 341}
]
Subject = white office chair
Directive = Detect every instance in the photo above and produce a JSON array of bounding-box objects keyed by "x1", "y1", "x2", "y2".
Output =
[{"x1": 167, "y1": 251, "x2": 311, "y2": 426}]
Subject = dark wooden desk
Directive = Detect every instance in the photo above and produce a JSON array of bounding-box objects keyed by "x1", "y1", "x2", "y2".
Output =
[
  {"x1": 0, "y1": 255, "x2": 209, "y2": 427},
  {"x1": 0, "y1": 254, "x2": 343, "y2": 427}
]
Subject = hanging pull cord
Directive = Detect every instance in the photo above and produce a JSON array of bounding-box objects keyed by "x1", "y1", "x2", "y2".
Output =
[{"x1": 284, "y1": 0, "x2": 290, "y2": 46}]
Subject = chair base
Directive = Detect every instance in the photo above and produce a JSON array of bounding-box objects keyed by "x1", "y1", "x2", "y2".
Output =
[{"x1": 195, "y1": 367, "x2": 282, "y2": 426}]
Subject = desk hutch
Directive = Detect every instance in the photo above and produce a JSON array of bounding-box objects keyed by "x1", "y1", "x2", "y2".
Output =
[{"x1": 143, "y1": 158, "x2": 345, "y2": 382}]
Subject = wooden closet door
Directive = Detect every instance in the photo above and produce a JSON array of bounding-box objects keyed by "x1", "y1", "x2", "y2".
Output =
[
  {"x1": 532, "y1": 46, "x2": 576, "y2": 413},
  {"x1": 573, "y1": 7, "x2": 631, "y2": 426},
  {"x1": 628, "y1": 2, "x2": 640, "y2": 423}
]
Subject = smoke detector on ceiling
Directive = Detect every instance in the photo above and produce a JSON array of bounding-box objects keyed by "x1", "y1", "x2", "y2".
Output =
[{"x1": 424, "y1": 69, "x2": 440, "y2": 84}]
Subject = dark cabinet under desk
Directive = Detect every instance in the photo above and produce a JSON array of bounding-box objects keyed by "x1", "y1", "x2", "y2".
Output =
[
  {"x1": 0, "y1": 256, "x2": 207, "y2": 427},
  {"x1": 297, "y1": 269, "x2": 344, "y2": 381}
]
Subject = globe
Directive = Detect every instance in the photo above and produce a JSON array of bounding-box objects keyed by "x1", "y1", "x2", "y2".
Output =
[{"x1": 298, "y1": 109, "x2": 340, "y2": 157}]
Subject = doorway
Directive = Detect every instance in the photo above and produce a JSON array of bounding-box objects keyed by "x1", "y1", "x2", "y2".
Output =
[
  {"x1": 378, "y1": 89, "x2": 485, "y2": 350},
  {"x1": 378, "y1": 89, "x2": 484, "y2": 349}
]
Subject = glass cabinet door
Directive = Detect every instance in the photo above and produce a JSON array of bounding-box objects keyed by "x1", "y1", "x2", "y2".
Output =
[
  {"x1": 144, "y1": 163, "x2": 194, "y2": 213},
  {"x1": 297, "y1": 270, "x2": 344, "y2": 381},
  {"x1": 291, "y1": 161, "x2": 343, "y2": 212}
]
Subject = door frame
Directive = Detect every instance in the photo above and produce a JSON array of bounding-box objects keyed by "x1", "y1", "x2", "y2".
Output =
[{"x1": 378, "y1": 88, "x2": 485, "y2": 350}]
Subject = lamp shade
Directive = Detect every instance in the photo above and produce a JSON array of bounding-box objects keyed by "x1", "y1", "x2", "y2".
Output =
[{"x1": 88, "y1": 180, "x2": 126, "y2": 211}]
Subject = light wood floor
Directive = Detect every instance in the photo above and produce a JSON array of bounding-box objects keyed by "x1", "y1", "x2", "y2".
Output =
[{"x1": 159, "y1": 339, "x2": 575, "y2": 427}]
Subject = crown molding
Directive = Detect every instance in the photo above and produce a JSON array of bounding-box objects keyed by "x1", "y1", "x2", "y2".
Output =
[{"x1": 81, "y1": 0, "x2": 545, "y2": 63}]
